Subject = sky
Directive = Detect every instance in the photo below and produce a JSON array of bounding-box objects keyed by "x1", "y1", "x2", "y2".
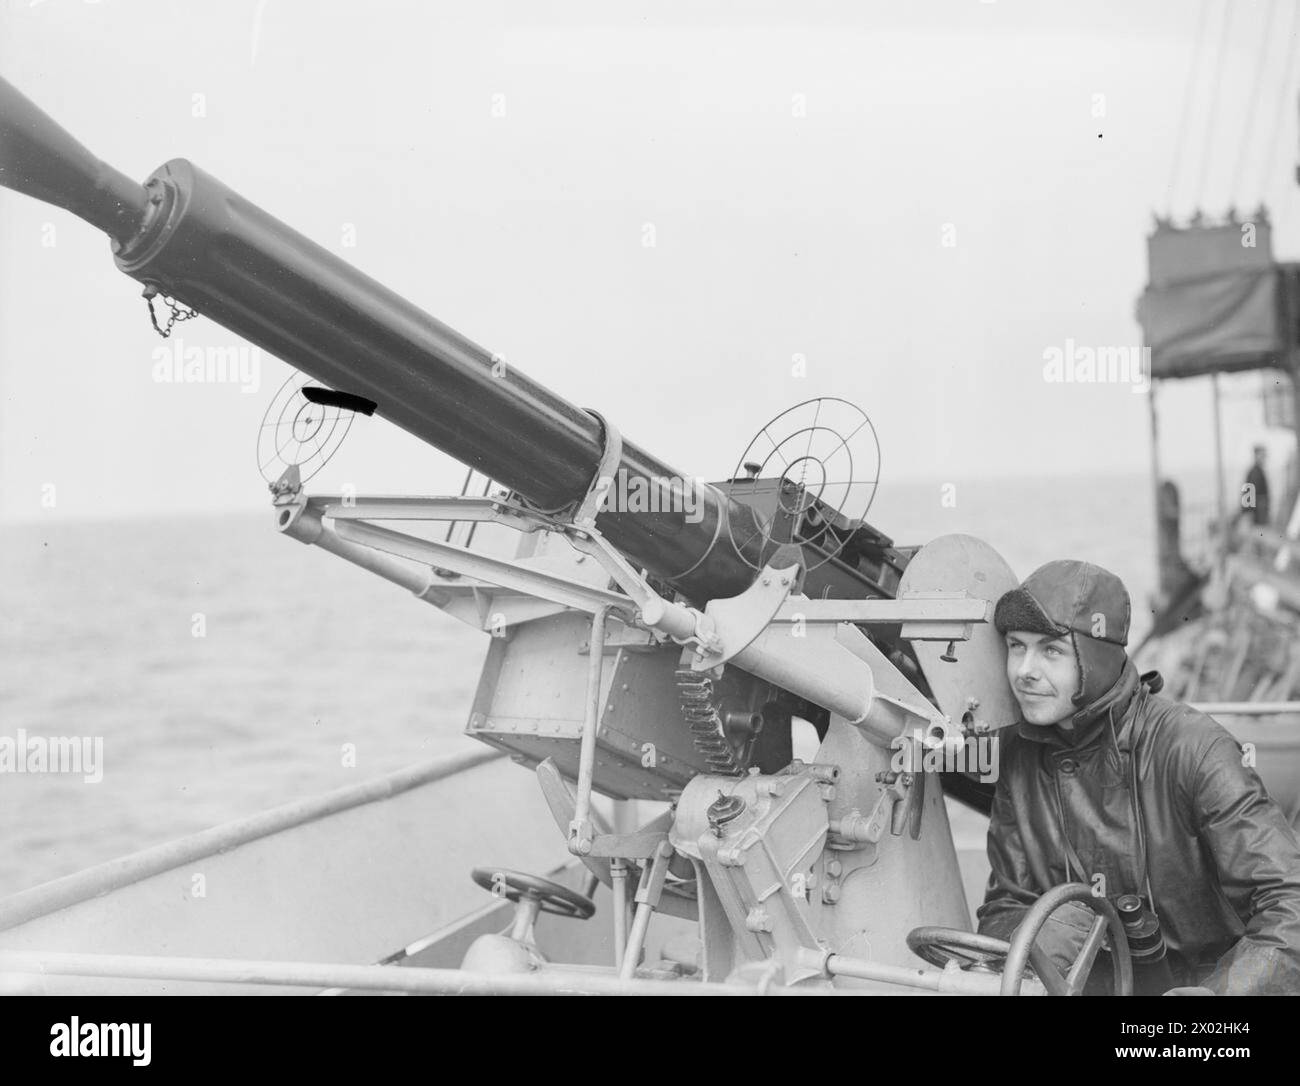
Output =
[{"x1": 1, "y1": 0, "x2": 1299, "y2": 522}]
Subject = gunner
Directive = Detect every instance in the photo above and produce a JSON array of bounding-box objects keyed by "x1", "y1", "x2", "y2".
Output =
[{"x1": 977, "y1": 559, "x2": 1300, "y2": 994}]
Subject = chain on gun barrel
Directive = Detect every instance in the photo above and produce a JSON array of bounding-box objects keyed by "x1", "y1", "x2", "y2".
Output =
[{"x1": 0, "y1": 76, "x2": 767, "y2": 603}]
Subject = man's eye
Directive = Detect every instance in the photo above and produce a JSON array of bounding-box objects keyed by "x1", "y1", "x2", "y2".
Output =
[{"x1": 1045, "y1": 646, "x2": 1060, "y2": 656}]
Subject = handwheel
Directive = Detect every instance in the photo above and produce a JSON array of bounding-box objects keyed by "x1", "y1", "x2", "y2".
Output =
[
  {"x1": 471, "y1": 867, "x2": 596, "y2": 920},
  {"x1": 907, "y1": 882, "x2": 1132, "y2": 996},
  {"x1": 906, "y1": 927, "x2": 1015, "y2": 972}
]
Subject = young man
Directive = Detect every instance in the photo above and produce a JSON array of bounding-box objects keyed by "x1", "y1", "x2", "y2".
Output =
[{"x1": 977, "y1": 559, "x2": 1300, "y2": 995}]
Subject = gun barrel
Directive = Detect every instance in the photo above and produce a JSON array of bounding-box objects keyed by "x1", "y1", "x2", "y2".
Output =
[
  {"x1": 0, "y1": 76, "x2": 764, "y2": 602},
  {"x1": 0, "y1": 77, "x2": 150, "y2": 244}
]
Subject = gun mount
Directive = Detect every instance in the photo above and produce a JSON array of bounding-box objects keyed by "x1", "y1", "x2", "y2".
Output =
[{"x1": 0, "y1": 75, "x2": 1120, "y2": 995}]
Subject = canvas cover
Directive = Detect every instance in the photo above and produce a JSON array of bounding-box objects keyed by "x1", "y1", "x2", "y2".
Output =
[
  {"x1": 1136, "y1": 220, "x2": 1296, "y2": 380},
  {"x1": 1137, "y1": 265, "x2": 1284, "y2": 379}
]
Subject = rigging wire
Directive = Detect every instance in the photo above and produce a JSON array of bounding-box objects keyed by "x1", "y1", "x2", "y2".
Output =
[
  {"x1": 1193, "y1": 0, "x2": 1236, "y2": 211},
  {"x1": 1229, "y1": 0, "x2": 1280, "y2": 207},
  {"x1": 1254, "y1": 0, "x2": 1300, "y2": 205},
  {"x1": 1167, "y1": 0, "x2": 1211, "y2": 216}
]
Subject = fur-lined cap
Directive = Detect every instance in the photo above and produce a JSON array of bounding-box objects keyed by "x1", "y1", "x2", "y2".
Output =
[{"x1": 993, "y1": 559, "x2": 1130, "y2": 647}]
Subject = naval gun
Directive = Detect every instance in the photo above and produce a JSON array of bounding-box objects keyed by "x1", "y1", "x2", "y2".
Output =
[{"x1": 0, "y1": 75, "x2": 1134, "y2": 995}]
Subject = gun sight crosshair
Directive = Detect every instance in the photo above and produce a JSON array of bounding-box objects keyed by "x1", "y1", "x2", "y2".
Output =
[{"x1": 727, "y1": 398, "x2": 882, "y2": 573}]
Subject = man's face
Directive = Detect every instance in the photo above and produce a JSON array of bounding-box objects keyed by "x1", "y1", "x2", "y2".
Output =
[{"x1": 1004, "y1": 630, "x2": 1079, "y2": 726}]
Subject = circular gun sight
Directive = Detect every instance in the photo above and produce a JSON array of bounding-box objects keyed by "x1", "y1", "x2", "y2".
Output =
[{"x1": 726, "y1": 397, "x2": 881, "y2": 573}]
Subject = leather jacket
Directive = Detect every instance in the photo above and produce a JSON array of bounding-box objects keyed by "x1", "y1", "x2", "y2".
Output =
[{"x1": 977, "y1": 662, "x2": 1300, "y2": 994}]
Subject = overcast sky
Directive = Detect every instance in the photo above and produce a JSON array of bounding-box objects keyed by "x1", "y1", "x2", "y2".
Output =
[{"x1": 2, "y1": 0, "x2": 1298, "y2": 522}]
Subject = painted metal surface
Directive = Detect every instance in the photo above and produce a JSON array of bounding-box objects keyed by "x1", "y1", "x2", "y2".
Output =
[
  {"x1": 0, "y1": 950, "x2": 847, "y2": 996},
  {"x1": 899, "y1": 534, "x2": 1022, "y2": 735}
]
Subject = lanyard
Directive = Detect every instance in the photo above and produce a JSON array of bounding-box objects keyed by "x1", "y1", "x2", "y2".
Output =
[
  {"x1": 1051, "y1": 703, "x2": 1157, "y2": 909},
  {"x1": 1128, "y1": 723, "x2": 1157, "y2": 908}
]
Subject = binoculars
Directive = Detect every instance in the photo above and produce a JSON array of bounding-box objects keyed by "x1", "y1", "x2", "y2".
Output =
[{"x1": 1116, "y1": 893, "x2": 1176, "y2": 995}]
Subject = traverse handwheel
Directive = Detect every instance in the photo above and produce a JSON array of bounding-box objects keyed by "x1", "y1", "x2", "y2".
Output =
[{"x1": 471, "y1": 867, "x2": 596, "y2": 920}]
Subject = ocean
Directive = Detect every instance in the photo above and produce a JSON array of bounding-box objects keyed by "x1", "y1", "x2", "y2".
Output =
[{"x1": 0, "y1": 470, "x2": 1167, "y2": 898}]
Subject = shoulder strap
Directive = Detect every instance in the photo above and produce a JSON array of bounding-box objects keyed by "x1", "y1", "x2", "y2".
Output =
[
  {"x1": 1054, "y1": 699, "x2": 1155, "y2": 905},
  {"x1": 1127, "y1": 711, "x2": 1157, "y2": 909}
]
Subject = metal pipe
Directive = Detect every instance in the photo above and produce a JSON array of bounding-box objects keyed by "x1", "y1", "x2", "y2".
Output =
[
  {"x1": 0, "y1": 748, "x2": 502, "y2": 932},
  {"x1": 509, "y1": 899, "x2": 541, "y2": 943},
  {"x1": 1212, "y1": 372, "x2": 1228, "y2": 578},
  {"x1": 278, "y1": 502, "x2": 451, "y2": 606},
  {"x1": 569, "y1": 607, "x2": 608, "y2": 855},
  {"x1": 826, "y1": 954, "x2": 1011, "y2": 994},
  {"x1": 1148, "y1": 379, "x2": 1163, "y2": 593},
  {"x1": 334, "y1": 519, "x2": 635, "y2": 617},
  {"x1": 0, "y1": 951, "x2": 838, "y2": 996},
  {"x1": 619, "y1": 900, "x2": 655, "y2": 981},
  {"x1": 610, "y1": 858, "x2": 629, "y2": 971},
  {"x1": 826, "y1": 953, "x2": 944, "y2": 990},
  {"x1": 1190, "y1": 701, "x2": 1300, "y2": 716}
]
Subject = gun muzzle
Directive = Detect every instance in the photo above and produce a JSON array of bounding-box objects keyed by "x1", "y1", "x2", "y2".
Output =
[{"x1": 0, "y1": 76, "x2": 150, "y2": 245}]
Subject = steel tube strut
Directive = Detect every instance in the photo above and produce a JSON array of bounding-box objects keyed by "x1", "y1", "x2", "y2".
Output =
[
  {"x1": 0, "y1": 951, "x2": 840, "y2": 996},
  {"x1": 569, "y1": 607, "x2": 609, "y2": 856}
]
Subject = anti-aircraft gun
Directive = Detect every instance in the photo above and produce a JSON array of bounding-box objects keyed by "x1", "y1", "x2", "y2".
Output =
[{"x1": 0, "y1": 75, "x2": 1134, "y2": 995}]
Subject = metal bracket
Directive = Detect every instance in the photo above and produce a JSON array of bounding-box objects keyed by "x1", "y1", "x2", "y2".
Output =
[
  {"x1": 693, "y1": 563, "x2": 799, "y2": 671},
  {"x1": 769, "y1": 592, "x2": 989, "y2": 643},
  {"x1": 830, "y1": 742, "x2": 927, "y2": 848},
  {"x1": 270, "y1": 463, "x2": 303, "y2": 501},
  {"x1": 565, "y1": 522, "x2": 717, "y2": 650},
  {"x1": 574, "y1": 409, "x2": 623, "y2": 528}
]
